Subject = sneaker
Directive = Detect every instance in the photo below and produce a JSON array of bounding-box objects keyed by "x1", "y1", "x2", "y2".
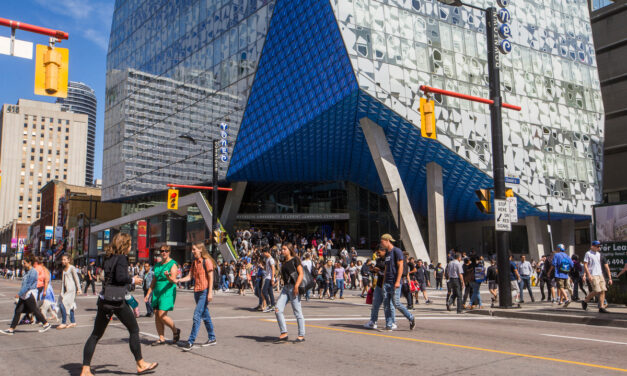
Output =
[
  {"x1": 202, "y1": 339, "x2": 217, "y2": 347},
  {"x1": 0, "y1": 329, "x2": 14, "y2": 336},
  {"x1": 520, "y1": 300, "x2": 525, "y2": 304},
  {"x1": 581, "y1": 301, "x2": 588, "y2": 311},
  {"x1": 425, "y1": 300, "x2": 432, "y2": 304},
  {"x1": 262, "y1": 307, "x2": 273, "y2": 313},
  {"x1": 409, "y1": 318, "x2": 416, "y2": 330},
  {"x1": 446, "y1": 302, "x2": 451, "y2": 311},
  {"x1": 180, "y1": 342, "x2": 195, "y2": 351},
  {"x1": 363, "y1": 321, "x2": 377, "y2": 329},
  {"x1": 384, "y1": 326, "x2": 393, "y2": 331},
  {"x1": 531, "y1": 297, "x2": 535, "y2": 303},
  {"x1": 599, "y1": 307, "x2": 609, "y2": 314},
  {"x1": 563, "y1": 300, "x2": 571, "y2": 308},
  {"x1": 391, "y1": 323, "x2": 398, "y2": 330},
  {"x1": 39, "y1": 323, "x2": 51, "y2": 333}
]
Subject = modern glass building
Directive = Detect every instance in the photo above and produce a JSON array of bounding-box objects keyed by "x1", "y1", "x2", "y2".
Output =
[
  {"x1": 104, "y1": 0, "x2": 604, "y2": 261},
  {"x1": 57, "y1": 81, "x2": 97, "y2": 186}
]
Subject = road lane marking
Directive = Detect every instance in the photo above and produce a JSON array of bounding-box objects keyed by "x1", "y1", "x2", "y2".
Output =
[
  {"x1": 267, "y1": 321, "x2": 627, "y2": 373},
  {"x1": 541, "y1": 334, "x2": 627, "y2": 346},
  {"x1": 264, "y1": 316, "x2": 500, "y2": 322}
]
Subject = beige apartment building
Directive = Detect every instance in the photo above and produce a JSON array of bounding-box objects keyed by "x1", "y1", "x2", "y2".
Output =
[{"x1": 0, "y1": 99, "x2": 87, "y2": 236}]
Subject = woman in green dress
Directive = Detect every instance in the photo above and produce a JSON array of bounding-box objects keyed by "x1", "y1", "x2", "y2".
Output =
[{"x1": 145, "y1": 245, "x2": 180, "y2": 345}]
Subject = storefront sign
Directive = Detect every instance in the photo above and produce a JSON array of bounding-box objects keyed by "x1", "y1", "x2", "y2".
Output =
[{"x1": 594, "y1": 203, "x2": 627, "y2": 278}]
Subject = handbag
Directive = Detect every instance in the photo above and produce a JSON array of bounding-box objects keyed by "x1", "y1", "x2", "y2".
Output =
[
  {"x1": 289, "y1": 260, "x2": 315, "y2": 295},
  {"x1": 410, "y1": 280, "x2": 419, "y2": 293},
  {"x1": 365, "y1": 287, "x2": 374, "y2": 304},
  {"x1": 102, "y1": 256, "x2": 127, "y2": 304}
]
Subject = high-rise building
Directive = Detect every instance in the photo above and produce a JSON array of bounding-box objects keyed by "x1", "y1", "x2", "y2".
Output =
[
  {"x1": 103, "y1": 0, "x2": 603, "y2": 262},
  {"x1": 57, "y1": 82, "x2": 97, "y2": 186},
  {"x1": 590, "y1": 1, "x2": 627, "y2": 203},
  {"x1": 0, "y1": 99, "x2": 87, "y2": 229}
]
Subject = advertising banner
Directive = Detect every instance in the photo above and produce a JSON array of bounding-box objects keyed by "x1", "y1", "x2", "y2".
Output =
[
  {"x1": 55, "y1": 226, "x2": 63, "y2": 242},
  {"x1": 11, "y1": 238, "x2": 17, "y2": 248},
  {"x1": 137, "y1": 220, "x2": 149, "y2": 259},
  {"x1": 45, "y1": 226, "x2": 54, "y2": 240},
  {"x1": 595, "y1": 203, "x2": 627, "y2": 278},
  {"x1": 1, "y1": 244, "x2": 6, "y2": 254}
]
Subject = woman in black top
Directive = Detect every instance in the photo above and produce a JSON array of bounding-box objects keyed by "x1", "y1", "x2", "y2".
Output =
[
  {"x1": 80, "y1": 234, "x2": 158, "y2": 376},
  {"x1": 274, "y1": 243, "x2": 305, "y2": 343}
]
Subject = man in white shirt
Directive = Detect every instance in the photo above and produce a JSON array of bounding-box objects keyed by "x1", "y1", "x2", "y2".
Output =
[
  {"x1": 518, "y1": 255, "x2": 535, "y2": 303},
  {"x1": 582, "y1": 240, "x2": 611, "y2": 313},
  {"x1": 262, "y1": 249, "x2": 276, "y2": 312}
]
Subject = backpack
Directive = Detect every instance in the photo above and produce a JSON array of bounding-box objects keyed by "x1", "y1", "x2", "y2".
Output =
[
  {"x1": 200, "y1": 259, "x2": 219, "y2": 290},
  {"x1": 558, "y1": 255, "x2": 571, "y2": 274},
  {"x1": 474, "y1": 264, "x2": 486, "y2": 282}
]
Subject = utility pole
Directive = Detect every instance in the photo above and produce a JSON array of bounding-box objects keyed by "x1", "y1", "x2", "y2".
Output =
[{"x1": 212, "y1": 139, "x2": 219, "y2": 254}]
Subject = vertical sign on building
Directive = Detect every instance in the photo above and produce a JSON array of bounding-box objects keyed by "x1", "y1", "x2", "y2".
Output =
[
  {"x1": 11, "y1": 238, "x2": 17, "y2": 249},
  {"x1": 45, "y1": 226, "x2": 53, "y2": 240},
  {"x1": 1, "y1": 244, "x2": 6, "y2": 254},
  {"x1": 219, "y1": 123, "x2": 229, "y2": 162},
  {"x1": 496, "y1": 0, "x2": 513, "y2": 55}
]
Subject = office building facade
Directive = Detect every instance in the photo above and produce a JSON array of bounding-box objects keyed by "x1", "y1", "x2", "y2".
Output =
[
  {"x1": 104, "y1": 0, "x2": 603, "y2": 261},
  {"x1": 0, "y1": 100, "x2": 88, "y2": 228},
  {"x1": 57, "y1": 82, "x2": 98, "y2": 186}
]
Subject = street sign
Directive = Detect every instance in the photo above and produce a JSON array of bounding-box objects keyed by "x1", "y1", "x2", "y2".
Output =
[
  {"x1": 504, "y1": 176, "x2": 520, "y2": 184},
  {"x1": 507, "y1": 197, "x2": 518, "y2": 223},
  {"x1": 494, "y1": 199, "x2": 511, "y2": 231},
  {"x1": 0, "y1": 36, "x2": 32, "y2": 59},
  {"x1": 1, "y1": 244, "x2": 6, "y2": 254}
]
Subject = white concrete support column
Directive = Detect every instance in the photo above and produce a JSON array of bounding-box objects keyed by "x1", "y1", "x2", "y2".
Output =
[
  {"x1": 220, "y1": 181, "x2": 248, "y2": 233},
  {"x1": 560, "y1": 218, "x2": 575, "y2": 256},
  {"x1": 426, "y1": 162, "x2": 447, "y2": 265},
  {"x1": 360, "y1": 117, "x2": 430, "y2": 262},
  {"x1": 526, "y1": 216, "x2": 546, "y2": 261}
]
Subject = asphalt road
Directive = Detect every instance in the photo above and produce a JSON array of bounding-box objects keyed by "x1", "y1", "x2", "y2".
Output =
[{"x1": 1, "y1": 279, "x2": 626, "y2": 375}]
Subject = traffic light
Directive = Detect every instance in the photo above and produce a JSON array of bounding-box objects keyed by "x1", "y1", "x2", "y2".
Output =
[
  {"x1": 213, "y1": 230, "x2": 221, "y2": 244},
  {"x1": 34, "y1": 44, "x2": 69, "y2": 98},
  {"x1": 167, "y1": 189, "x2": 179, "y2": 210},
  {"x1": 475, "y1": 189, "x2": 492, "y2": 214},
  {"x1": 505, "y1": 188, "x2": 514, "y2": 197},
  {"x1": 420, "y1": 97, "x2": 436, "y2": 139}
]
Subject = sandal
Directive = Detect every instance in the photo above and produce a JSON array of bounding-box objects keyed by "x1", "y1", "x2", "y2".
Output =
[
  {"x1": 151, "y1": 340, "x2": 166, "y2": 346},
  {"x1": 68, "y1": 323, "x2": 77, "y2": 328},
  {"x1": 173, "y1": 328, "x2": 181, "y2": 343},
  {"x1": 56, "y1": 324, "x2": 68, "y2": 330},
  {"x1": 137, "y1": 362, "x2": 159, "y2": 375}
]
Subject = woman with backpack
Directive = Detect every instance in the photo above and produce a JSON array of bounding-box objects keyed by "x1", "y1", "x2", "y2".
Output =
[
  {"x1": 57, "y1": 254, "x2": 82, "y2": 329},
  {"x1": 274, "y1": 243, "x2": 305, "y2": 343},
  {"x1": 80, "y1": 233, "x2": 157, "y2": 376},
  {"x1": 175, "y1": 242, "x2": 217, "y2": 351}
]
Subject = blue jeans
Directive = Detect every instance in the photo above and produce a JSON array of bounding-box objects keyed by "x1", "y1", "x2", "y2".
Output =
[
  {"x1": 262, "y1": 279, "x2": 276, "y2": 306},
  {"x1": 470, "y1": 281, "x2": 482, "y2": 306},
  {"x1": 188, "y1": 289, "x2": 216, "y2": 344},
  {"x1": 369, "y1": 286, "x2": 393, "y2": 323},
  {"x1": 335, "y1": 279, "x2": 345, "y2": 298},
  {"x1": 518, "y1": 276, "x2": 534, "y2": 301},
  {"x1": 275, "y1": 285, "x2": 305, "y2": 337},
  {"x1": 383, "y1": 283, "x2": 413, "y2": 328},
  {"x1": 221, "y1": 275, "x2": 229, "y2": 290},
  {"x1": 59, "y1": 302, "x2": 75, "y2": 324}
]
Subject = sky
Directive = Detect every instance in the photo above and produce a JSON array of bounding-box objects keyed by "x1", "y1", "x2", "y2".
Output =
[{"x1": 0, "y1": 0, "x2": 114, "y2": 181}]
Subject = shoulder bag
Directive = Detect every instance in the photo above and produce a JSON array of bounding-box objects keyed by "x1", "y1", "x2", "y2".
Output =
[{"x1": 102, "y1": 256, "x2": 127, "y2": 304}]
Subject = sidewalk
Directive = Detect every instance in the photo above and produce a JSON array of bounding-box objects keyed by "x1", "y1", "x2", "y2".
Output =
[{"x1": 465, "y1": 301, "x2": 627, "y2": 328}]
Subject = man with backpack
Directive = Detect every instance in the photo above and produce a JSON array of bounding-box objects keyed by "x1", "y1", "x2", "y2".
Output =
[{"x1": 550, "y1": 244, "x2": 573, "y2": 307}]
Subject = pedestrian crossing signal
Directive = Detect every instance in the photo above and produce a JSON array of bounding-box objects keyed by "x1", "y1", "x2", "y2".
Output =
[
  {"x1": 475, "y1": 189, "x2": 492, "y2": 214},
  {"x1": 213, "y1": 230, "x2": 223, "y2": 245},
  {"x1": 34, "y1": 44, "x2": 69, "y2": 98},
  {"x1": 167, "y1": 189, "x2": 179, "y2": 210}
]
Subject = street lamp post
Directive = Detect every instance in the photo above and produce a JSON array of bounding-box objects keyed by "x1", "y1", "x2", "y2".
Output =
[
  {"x1": 534, "y1": 203, "x2": 554, "y2": 252},
  {"x1": 438, "y1": 0, "x2": 512, "y2": 307}
]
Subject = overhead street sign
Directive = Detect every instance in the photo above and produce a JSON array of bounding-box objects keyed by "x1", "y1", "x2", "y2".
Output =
[
  {"x1": 504, "y1": 176, "x2": 520, "y2": 184},
  {"x1": 494, "y1": 199, "x2": 512, "y2": 231},
  {"x1": 0, "y1": 36, "x2": 32, "y2": 59}
]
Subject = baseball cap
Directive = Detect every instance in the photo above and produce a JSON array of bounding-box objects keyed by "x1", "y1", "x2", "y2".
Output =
[
  {"x1": 381, "y1": 233, "x2": 395, "y2": 242},
  {"x1": 591, "y1": 240, "x2": 601, "y2": 246},
  {"x1": 556, "y1": 243, "x2": 565, "y2": 251}
]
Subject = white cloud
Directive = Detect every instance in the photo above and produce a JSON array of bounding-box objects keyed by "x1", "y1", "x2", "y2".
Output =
[
  {"x1": 34, "y1": 0, "x2": 95, "y2": 20},
  {"x1": 84, "y1": 29, "x2": 109, "y2": 51}
]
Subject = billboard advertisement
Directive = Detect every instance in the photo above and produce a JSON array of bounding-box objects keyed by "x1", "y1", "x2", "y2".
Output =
[
  {"x1": 45, "y1": 226, "x2": 54, "y2": 240},
  {"x1": 137, "y1": 220, "x2": 149, "y2": 259},
  {"x1": 594, "y1": 203, "x2": 627, "y2": 278}
]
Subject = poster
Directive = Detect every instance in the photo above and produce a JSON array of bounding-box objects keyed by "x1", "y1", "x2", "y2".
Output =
[
  {"x1": 55, "y1": 226, "x2": 63, "y2": 242},
  {"x1": 11, "y1": 238, "x2": 17, "y2": 248},
  {"x1": 595, "y1": 203, "x2": 627, "y2": 278}
]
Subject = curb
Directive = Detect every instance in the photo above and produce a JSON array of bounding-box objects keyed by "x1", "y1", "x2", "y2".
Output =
[{"x1": 467, "y1": 308, "x2": 627, "y2": 328}]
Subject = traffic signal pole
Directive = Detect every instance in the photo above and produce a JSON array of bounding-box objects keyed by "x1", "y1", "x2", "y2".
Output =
[
  {"x1": 486, "y1": 7, "x2": 512, "y2": 308},
  {"x1": 212, "y1": 139, "x2": 219, "y2": 254},
  {"x1": 0, "y1": 18, "x2": 69, "y2": 40}
]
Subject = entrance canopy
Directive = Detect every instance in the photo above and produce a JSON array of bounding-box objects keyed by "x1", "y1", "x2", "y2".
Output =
[{"x1": 91, "y1": 192, "x2": 237, "y2": 262}]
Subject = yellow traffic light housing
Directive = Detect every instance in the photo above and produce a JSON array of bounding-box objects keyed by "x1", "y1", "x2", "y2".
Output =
[
  {"x1": 505, "y1": 188, "x2": 514, "y2": 198},
  {"x1": 167, "y1": 189, "x2": 179, "y2": 210},
  {"x1": 34, "y1": 44, "x2": 69, "y2": 98},
  {"x1": 475, "y1": 189, "x2": 492, "y2": 214},
  {"x1": 213, "y1": 230, "x2": 221, "y2": 244},
  {"x1": 420, "y1": 97, "x2": 436, "y2": 139}
]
